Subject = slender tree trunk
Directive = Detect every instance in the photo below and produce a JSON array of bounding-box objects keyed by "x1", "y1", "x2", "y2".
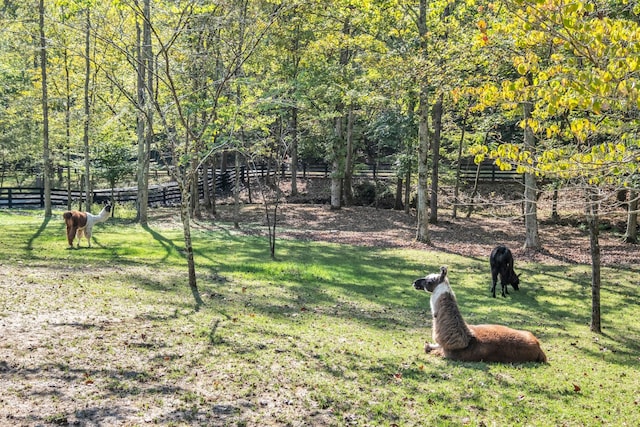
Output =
[
  {"x1": 39, "y1": 0, "x2": 51, "y2": 217},
  {"x1": 179, "y1": 181, "x2": 203, "y2": 308},
  {"x1": 404, "y1": 171, "x2": 410, "y2": 214},
  {"x1": 416, "y1": 85, "x2": 430, "y2": 242},
  {"x1": 202, "y1": 160, "x2": 212, "y2": 213},
  {"x1": 64, "y1": 47, "x2": 72, "y2": 210},
  {"x1": 394, "y1": 177, "x2": 403, "y2": 210},
  {"x1": 523, "y1": 101, "x2": 540, "y2": 249},
  {"x1": 415, "y1": 0, "x2": 430, "y2": 243},
  {"x1": 551, "y1": 183, "x2": 560, "y2": 223},
  {"x1": 83, "y1": 7, "x2": 92, "y2": 211},
  {"x1": 211, "y1": 155, "x2": 218, "y2": 215},
  {"x1": 135, "y1": 11, "x2": 148, "y2": 224},
  {"x1": 623, "y1": 189, "x2": 638, "y2": 243},
  {"x1": 429, "y1": 94, "x2": 443, "y2": 224},
  {"x1": 140, "y1": 0, "x2": 153, "y2": 222},
  {"x1": 243, "y1": 157, "x2": 252, "y2": 204},
  {"x1": 233, "y1": 152, "x2": 241, "y2": 229},
  {"x1": 290, "y1": 107, "x2": 299, "y2": 196},
  {"x1": 344, "y1": 107, "x2": 355, "y2": 206},
  {"x1": 452, "y1": 105, "x2": 468, "y2": 219},
  {"x1": 331, "y1": 18, "x2": 351, "y2": 211},
  {"x1": 190, "y1": 160, "x2": 200, "y2": 218},
  {"x1": 587, "y1": 188, "x2": 601, "y2": 333},
  {"x1": 331, "y1": 116, "x2": 344, "y2": 210},
  {"x1": 466, "y1": 161, "x2": 481, "y2": 218},
  {"x1": 467, "y1": 130, "x2": 489, "y2": 218}
]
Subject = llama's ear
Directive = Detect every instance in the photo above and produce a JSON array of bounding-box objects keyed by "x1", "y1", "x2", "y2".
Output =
[{"x1": 439, "y1": 266, "x2": 448, "y2": 280}]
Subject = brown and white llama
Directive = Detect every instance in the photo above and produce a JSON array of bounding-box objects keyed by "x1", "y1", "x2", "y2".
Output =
[
  {"x1": 412, "y1": 266, "x2": 547, "y2": 363},
  {"x1": 63, "y1": 204, "x2": 112, "y2": 248}
]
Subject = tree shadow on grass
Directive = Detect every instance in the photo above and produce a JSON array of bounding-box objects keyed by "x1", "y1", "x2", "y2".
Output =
[
  {"x1": 142, "y1": 224, "x2": 182, "y2": 262},
  {"x1": 27, "y1": 216, "x2": 51, "y2": 251},
  {"x1": 139, "y1": 224, "x2": 204, "y2": 309}
]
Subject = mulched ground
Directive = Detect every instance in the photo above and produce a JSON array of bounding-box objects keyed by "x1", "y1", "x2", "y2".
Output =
[{"x1": 209, "y1": 202, "x2": 639, "y2": 268}]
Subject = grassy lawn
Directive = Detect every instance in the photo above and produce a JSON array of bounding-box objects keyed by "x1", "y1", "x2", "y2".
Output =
[{"x1": 0, "y1": 208, "x2": 638, "y2": 426}]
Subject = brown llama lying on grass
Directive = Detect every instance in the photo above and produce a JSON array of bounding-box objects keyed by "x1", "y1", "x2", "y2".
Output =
[{"x1": 412, "y1": 266, "x2": 547, "y2": 363}]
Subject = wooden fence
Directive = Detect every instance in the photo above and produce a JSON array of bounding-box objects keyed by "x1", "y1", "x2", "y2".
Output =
[
  {"x1": 0, "y1": 161, "x2": 519, "y2": 209},
  {"x1": 458, "y1": 160, "x2": 523, "y2": 183}
]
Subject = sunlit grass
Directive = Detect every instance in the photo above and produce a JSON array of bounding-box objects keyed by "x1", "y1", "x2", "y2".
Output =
[{"x1": 0, "y1": 208, "x2": 638, "y2": 426}]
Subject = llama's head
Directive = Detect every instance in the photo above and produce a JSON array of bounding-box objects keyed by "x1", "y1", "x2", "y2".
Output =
[
  {"x1": 413, "y1": 266, "x2": 448, "y2": 293},
  {"x1": 507, "y1": 271, "x2": 521, "y2": 290}
]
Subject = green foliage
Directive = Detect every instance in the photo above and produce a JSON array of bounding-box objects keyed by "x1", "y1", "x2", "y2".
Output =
[
  {"x1": 1, "y1": 0, "x2": 638, "y2": 210},
  {"x1": 470, "y1": 0, "x2": 640, "y2": 185},
  {"x1": 0, "y1": 209, "x2": 638, "y2": 425},
  {"x1": 93, "y1": 138, "x2": 136, "y2": 189}
]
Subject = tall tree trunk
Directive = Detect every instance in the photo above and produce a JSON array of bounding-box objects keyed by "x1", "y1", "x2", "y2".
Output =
[
  {"x1": 404, "y1": 171, "x2": 410, "y2": 214},
  {"x1": 429, "y1": 93, "x2": 443, "y2": 224},
  {"x1": 140, "y1": 0, "x2": 153, "y2": 222},
  {"x1": 233, "y1": 0, "x2": 246, "y2": 223},
  {"x1": 623, "y1": 189, "x2": 638, "y2": 243},
  {"x1": 233, "y1": 152, "x2": 241, "y2": 229},
  {"x1": 202, "y1": 159, "x2": 212, "y2": 213},
  {"x1": 587, "y1": 188, "x2": 601, "y2": 333},
  {"x1": 466, "y1": 160, "x2": 481, "y2": 218},
  {"x1": 523, "y1": 101, "x2": 540, "y2": 249},
  {"x1": 551, "y1": 183, "x2": 560, "y2": 223},
  {"x1": 394, "y1": 177, "x2": 403, "y2": 210},
  {"x1": 179, "y1": 180, "x2": 203, "y2": 308},
  {"x1": 452, "y1": 105, "x2": 468, "y2": 219},
  {"x1": 135, "y1": 9, "x2": 148, "y2": 224},
  {"x1": 82, "y1": 7, "x2": 92, "y2": 211},
  {"x1": 289, "y1": 23, "x2": 301, "y2": 197},
  {"x1": 330, "y1": 18, "x2": 351, "y2": 211},
  {"x1": 64, "y1": 47, "x2": 72, "y2": 210},
  {"x1": 415, "y1": 0, "x2": 430, "y2": 243},
  {"x1": 39, "y1": 0, "x2": 51, "y2": 217},
  {"x1": 344, "y1": 106, "x2": 355, "y2": 206},
  {"x1": 290, "y1": 106, "x2": 299, "y2": 196},
  {"x1": 331, "y1": 116, "x2": 344, "y2": 210},
  {"x1": 211, "y1": 155, "x2": 218, "y2": 215},
  {"x1": 190, "y1": 159, "x2": 199, "y2": 218}
]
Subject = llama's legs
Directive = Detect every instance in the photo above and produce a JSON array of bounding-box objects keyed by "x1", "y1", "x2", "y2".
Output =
[
  {"x1": 500, "y1": 273, "x2": 508, "y2": 297},
  {"x1": 424, "y1": 342, "x2": 442, "y2": 353},
  {"x1": 66, "y1": 226, "x2": 76, "y2": 247},
  {"x1": 76, "y1": 229, "x2": 84, "y2": 248},
  {"x1": 490, "y1": 272, "x2": 498, "y2": 298},
  {"x1": 85, "y1": 227, "x2": 92, "y2": 248}
]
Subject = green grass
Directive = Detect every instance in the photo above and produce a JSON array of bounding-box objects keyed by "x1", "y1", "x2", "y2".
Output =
[{"x1": 0, "y1": 208, "x2": 638, "y2": 426}]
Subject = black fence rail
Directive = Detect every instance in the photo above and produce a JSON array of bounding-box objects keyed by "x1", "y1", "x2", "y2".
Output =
[
  {"x1": 0, "y1": 186, "x2": 179, "y2": 209},
  {"x1": 1, "y1": 162, "x2": 520, "y2": 209},
  {"x1": 0, "y1": 165, "x2": 276, "y2": 209},
  {"x1": 458, "y1": 160, "x2": 523, "y2": 183}
]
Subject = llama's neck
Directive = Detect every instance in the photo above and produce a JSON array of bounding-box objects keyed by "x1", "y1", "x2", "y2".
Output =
[
  {"x1": 430, "y1": 281, "x2": 452, "y2": 317},
  {"x1": 86, "y1": 208, "x2": 110, "y2": 227},
  {"x1": 97, "y1": 207, "x2": 110, "y2": 222},
  {"x1": 430, "y1": 282, "x2": 473, "y2": 350}
]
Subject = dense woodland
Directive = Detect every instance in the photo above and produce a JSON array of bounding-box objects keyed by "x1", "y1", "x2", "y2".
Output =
[{"x1": 1, "y1": 0, "x2": 639, "y2": 326}]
